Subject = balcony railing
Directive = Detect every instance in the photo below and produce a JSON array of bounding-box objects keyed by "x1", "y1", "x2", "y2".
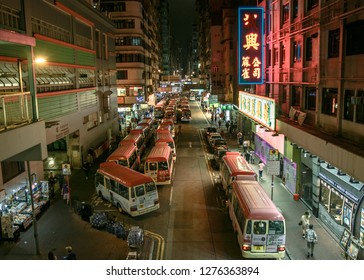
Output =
[{"x1": 0, "y1": 91, "x2": 32, "y2": 131}]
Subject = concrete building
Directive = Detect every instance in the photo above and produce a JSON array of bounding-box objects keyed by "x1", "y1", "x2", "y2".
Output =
[
  {"x1": 0, "y1": 0, "x2": 117, "y2": 201},
  {"x1": 196, "y1": 0, "x2": 364, "y2": 255},
  {"x1": 97, "y1": 0, "x2": 161, "y2": 125}
]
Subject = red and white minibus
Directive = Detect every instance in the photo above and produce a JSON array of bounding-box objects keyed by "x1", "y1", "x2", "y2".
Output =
[
  {"x1": 220, "y1": 152, "x2": 257, "y2": 194},
  {"x1": 120, "y1": 133, "x2": 145, "y2": 156},
  {"x1": 228, "y1": 180, "x2": 286, "y2": 259},
  {"x1": 155, "y1": 131, "x2": 176, "y2": 161},
  {"x1": 106, "y1": 142, "x2": 140, "y2": 170},
  {"x1": 95, "y1": 162, "x2": 159, "y2": 216},
  {"x1": 144, "y1": 142, "x2": 174, "y2": 185}
]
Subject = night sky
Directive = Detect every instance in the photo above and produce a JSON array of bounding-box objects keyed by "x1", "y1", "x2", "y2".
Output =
[{"x1": 169, "y1": 0, "x2": 196, "y2": 51}]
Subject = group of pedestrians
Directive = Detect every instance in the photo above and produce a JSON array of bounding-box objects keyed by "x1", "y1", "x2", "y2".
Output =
[
  {"x1": 48, "y1": 246, "x2": 77, "y2": 260},
  {"x1": 299, "y1": 210, "x2": 318, "y2": 258}
]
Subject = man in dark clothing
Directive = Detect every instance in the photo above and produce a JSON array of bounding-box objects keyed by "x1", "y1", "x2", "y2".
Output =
[{"x1": 65, "y1": 246, "x2": 77, "y2": 260}]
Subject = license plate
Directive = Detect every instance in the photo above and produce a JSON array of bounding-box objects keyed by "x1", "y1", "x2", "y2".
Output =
[{"x1": 253, "y1": 245, "x2": 264, "y2": 251}]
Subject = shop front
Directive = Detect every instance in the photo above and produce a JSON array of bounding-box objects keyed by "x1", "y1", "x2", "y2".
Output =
[
  {"x1": 0, "y1": 180, "x2": 50, "y2": 242},
  {"x1": 318, "y1": 164, "x2": 364, "y2": 259}
]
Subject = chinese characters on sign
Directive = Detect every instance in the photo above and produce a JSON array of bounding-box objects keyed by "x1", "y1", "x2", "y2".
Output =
[
  {"x1": 239, "y1": 91, "x2": 276, "y2": 131},
  {"x1": 238, "y1": 7, "x2": 264, "y2": 84}
]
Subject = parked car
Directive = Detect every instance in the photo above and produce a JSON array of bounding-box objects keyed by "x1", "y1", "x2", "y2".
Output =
[
  {"x1": 212, "y1": 147, "x2": 229, "y2": 169},
  {"x1": 204, "y1": 126, "x2": 218, "y2": 138},
  {"x1": 211, "y1": 138, "x2": 228, "y2": 152},
  {"x1": 207, "y1": 132, "x2": 223, "y2": 146}
]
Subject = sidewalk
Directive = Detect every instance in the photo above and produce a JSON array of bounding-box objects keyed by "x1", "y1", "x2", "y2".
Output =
[{"x1": 207, "y1": 118, "x2": 345, "y2": 260}]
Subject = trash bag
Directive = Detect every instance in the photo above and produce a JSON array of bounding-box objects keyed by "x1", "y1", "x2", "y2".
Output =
[
  {"x1": 113, "y1": 222, "x2": 127, "y2": 239},
  {"x1": 127, "y1": 226, "x2": 144, "y2": 249},
  {"x1": 89, "y1": 212, "x2": 108, "y2": 229}
]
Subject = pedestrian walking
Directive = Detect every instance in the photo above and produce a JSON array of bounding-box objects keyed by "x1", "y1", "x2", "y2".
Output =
[
  {"x1": 218, "y1": 119, "x2": 222, "y2": 129},
  {"x1": 48, "y1": 171, "x2": 56, "y2": 199},
  {"x1": 83, "y1": 161, "x2": 91, "y2": 180},
  {"x1": 299, "y1": 210, "x2": 311, "y2": 238},
  {"x1": 258, "y1": 161, "x2": 265, "y2": 180},
  {"x1": 225, "y1": 120, "x2": 230, "y2": 133},
  {"x1": 64, "y1": 246, "x2": 77, "y2": 260},
  {"x1": 245, "y1": 151, "x2": 251, "y2": 162},
  {"x1": 61, "y1": 183, "x2": 70, "y2": 206},
  {"x1": 306, "y1": 224, "x2": 318, "y2": 258}
]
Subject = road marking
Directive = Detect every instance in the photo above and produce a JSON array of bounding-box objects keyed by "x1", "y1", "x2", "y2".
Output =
[{"x1": 169, "y1": 186, "x2": 173, "y2": 206}]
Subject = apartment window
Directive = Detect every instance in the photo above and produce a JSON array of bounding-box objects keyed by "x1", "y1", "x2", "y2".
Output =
[
  {"x1": 280, "y1": 44, "x2": 286, "y2": 64},
  {"x1": 343, "y1": 90, "x2": 354, "y2": 121},
  {"x1": 102, "y1": 33, "x2": 108, "y2": 60},
  {"x1": 117, "y1": 70, "x2": 128, "y2": 80},
  {"x1": 305, "y1": 87, "x2": 316, "y2": 111},
  {"x1": 293, "y1": 41, "x2": 301, "y2": 62},
  {"x1": 267, "y1": 49, "x2": 272, "y2": 67},
  {"x1": 114, "y1": 19, "x2": 135, "y2": 29},
  {"x1": 282, "y1": 3, "x2": 289, "y2": 23},
  {"x1": 95, "y1": 29, "x2": 101, "y2": 58},
  {"x1": 281, "y1": 85, "x2": 288, "y2": 104},
  {"x1": 1, "y1": 161, "x2": 25, "y2": 183},
  {"x1": 293, "y1": 0, "x2": 298, "y2": 19},
  {"x1": 307, "y1": 0, "x2": 318, "y2": 11},
  {"x1": 274, "y1": 47, "x2": 279, "y2": 65},
  {"x1": 305, "y1": 37, "x2": 312, "y2": 61},
  {"x1": 356, "y1": 90, "x2": 364, "y2": 124},
  {"x1": 292, "y1": 86, "x2": 301, "y2": 107},
  {"x1": 328, "y1": 29, "x2": 340, "y2": 58},
  {"x1": 346, "y1": 20, "x2": 364, "y2": 56},
  {"x1": 100, "y1": 2, "x2": 125, "y2": 12},
  {"x1": 322, "y1": 88, "x2": 338, "y2": 116}
]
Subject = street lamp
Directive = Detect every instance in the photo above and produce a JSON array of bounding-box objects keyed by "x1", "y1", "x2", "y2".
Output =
[{"x1": 26, "y1": 162, "x2": 40, "y2": 255}]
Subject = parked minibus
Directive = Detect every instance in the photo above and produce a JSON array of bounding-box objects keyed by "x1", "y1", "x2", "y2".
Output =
[
  {"x1": 95, "y1": 162, "x2": 159, "y2": 216},
  {"x1": 220, "y1": 152, "x2": 257, "y2": 194},
  {"x1": 228, "y1": 180, "x2": 286, "y2": 259},
  {"x1": 155, "y1": 131, "x2": 176, "y2": 161},
  {"x1": 106, "y1": 142, "x2": 140, "y2": 170},
  {"x1": 144, "y1": 142, "x2": 174, "y2": 185},
  {"x1": 120, "y1": 133, "x2": 145, "y2": 156}
]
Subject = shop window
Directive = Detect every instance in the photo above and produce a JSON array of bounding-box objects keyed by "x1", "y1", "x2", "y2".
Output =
[
  {"x1": 305, "y1": 87, "x2": 316, "y2": 111},
  {"x1": 273, "y1": 47, "x2": 278, "y2": 65},
  {"x1": 328, "y1": 29, "x2": 340, "y2": 58},
  {"x1": 1, "y1": 161, "x2": 25, "y2": 183},
  {"x1": 343, "y1": 90, "x2": 354, "y2": 121},
  {"x1": 321, "y1": 88, "x2": 338, "y2": 116}
]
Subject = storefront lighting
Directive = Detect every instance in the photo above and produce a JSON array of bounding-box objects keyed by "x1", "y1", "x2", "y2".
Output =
[{"x1": 34, "y1": 57, "x2": 47, "y2": 64}]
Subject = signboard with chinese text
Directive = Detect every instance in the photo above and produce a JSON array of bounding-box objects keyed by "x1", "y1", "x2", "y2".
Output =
[
  {"x1": 238, "y1": 7, "x2": 264, "y2": 85},
  {"x1": 239, "y1": 91, "x2": 276, "y2": 130}
]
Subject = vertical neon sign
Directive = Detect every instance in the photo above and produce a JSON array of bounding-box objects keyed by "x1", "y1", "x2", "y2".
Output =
[{"x1": 238, "y1": 7, "x2": 264, "y2": 85}]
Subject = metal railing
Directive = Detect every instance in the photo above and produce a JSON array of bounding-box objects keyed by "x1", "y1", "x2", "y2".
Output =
[{"x1": 0, "y1": 91, "x2": 32, "y2": 131}]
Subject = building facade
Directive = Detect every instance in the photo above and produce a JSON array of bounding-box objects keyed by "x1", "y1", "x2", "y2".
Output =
[
  {"x1": 98, "y1": 0, "x2": 161, "y2": 127},
  {"x1": 0, "y1": 0, "x2": 117, "y2": 201}
]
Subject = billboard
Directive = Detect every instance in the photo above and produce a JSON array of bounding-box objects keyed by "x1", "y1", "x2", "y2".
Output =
[{"x1": 238, "y1": 7, "x2": 264, "y2": 85}]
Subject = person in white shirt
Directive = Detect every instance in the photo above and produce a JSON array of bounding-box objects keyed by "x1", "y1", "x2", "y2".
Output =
[{"x1": 258, "y1": 161, "x2": 265, "y2": 180}]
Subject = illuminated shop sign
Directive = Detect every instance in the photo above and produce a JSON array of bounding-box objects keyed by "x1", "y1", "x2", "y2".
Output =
[
  {"x1": 238, "y1": 7, "x2": 264, "y2": 85},
  {"x1": 239, "y1": 91, "x2": 275, "y2": 130}
]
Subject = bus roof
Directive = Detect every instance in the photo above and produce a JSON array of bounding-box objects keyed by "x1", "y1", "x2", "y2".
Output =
[
  {"x1": 121, "y1": 133, "x2": 142, "y2": 144},
  {"x1": 222, "y1": 153, "x2": 256, "y2": 177},
  {"x1": 156, "y1": 132, "x2": 173, "y2": 141},
  {"x1": 129, "y1": 125, "x2": 147, "y2": 134},
  {"x1": 161, "y1": 118, "x2": 174, "y2": 125},
  {"x1": 232, "y1": 180, "x2": 284, "y2": 221},
  {"x1": 145, "y1": 142, "x2": 171, "y2": 162},
  {"x1": 98, "y1": 162, "x2": 153, "y2": 187},
  {"x1": 107, "y1": 142, "x2": 137, "y2": 161}
]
